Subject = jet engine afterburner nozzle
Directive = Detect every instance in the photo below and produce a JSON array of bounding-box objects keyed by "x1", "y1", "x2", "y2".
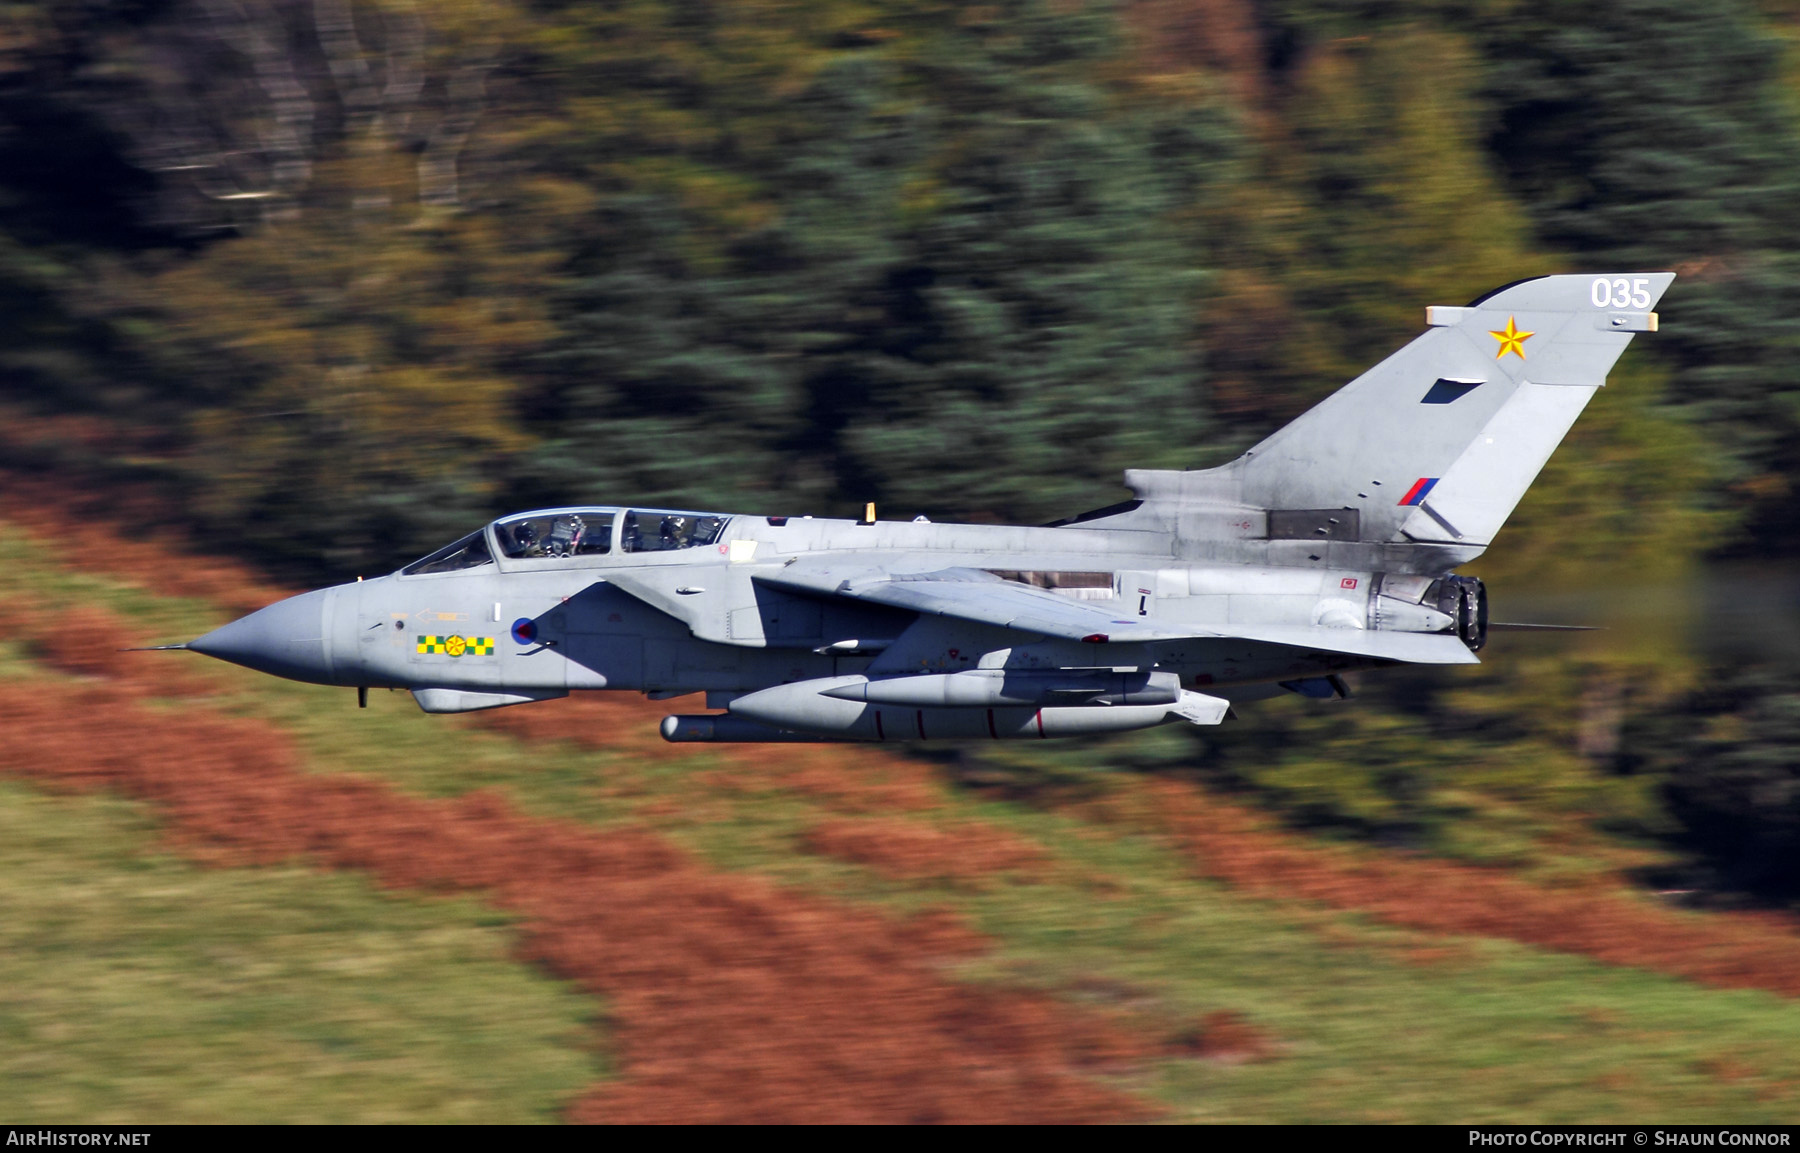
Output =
[{"x1": 1435, "y1": 575, "x2": 1488, "y2": 651}]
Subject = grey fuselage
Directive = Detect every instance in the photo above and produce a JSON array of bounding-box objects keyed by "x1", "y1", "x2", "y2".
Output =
[{"x1": 199, "y1": 505, "x2": 1456, "y2": 705}]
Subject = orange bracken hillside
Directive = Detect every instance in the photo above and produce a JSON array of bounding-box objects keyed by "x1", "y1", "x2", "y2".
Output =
[{"x1": 0, "y1": 591, "x2": 1156, "y2": 1123}]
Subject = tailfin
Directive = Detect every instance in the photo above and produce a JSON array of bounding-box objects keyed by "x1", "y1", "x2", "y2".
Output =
[{"x1": 1127, "y1": 273, "x2": 1672, "y2": 552}]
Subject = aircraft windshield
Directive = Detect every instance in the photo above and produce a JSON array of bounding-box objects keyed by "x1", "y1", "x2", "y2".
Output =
[
  {"x1": 495, "y1": 511, "x2": 613, "y2": 559},
  {"x1": 621, "y1": 510, "x2": 727, "y2": 553},
  {"x1": 401, "y1": 530, "x2": 494, "y2": 576}
]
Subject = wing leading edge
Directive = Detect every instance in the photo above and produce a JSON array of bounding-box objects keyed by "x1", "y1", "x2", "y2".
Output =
[{"x1": 752, "y1": 566, "x2": 1478, "y2": 665}]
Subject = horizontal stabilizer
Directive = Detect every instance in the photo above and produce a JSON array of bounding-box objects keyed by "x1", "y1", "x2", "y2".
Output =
[{"x1": 1210, "y1": 624, "x2": 1480, "y2": 665}]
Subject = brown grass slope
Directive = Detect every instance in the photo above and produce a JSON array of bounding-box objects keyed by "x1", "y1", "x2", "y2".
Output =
[
  {"x1": 1125, "y1": 780, "x2": 1800, "y2": 997},
  {"x1": 0, "y1": 598, "x2": 1153, "y2": 1123},
  {"x1": 479, "y1": 683, "x2": 1800, "y2": 1002}
]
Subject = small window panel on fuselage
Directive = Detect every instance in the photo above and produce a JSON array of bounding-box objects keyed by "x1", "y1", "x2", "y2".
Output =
[
  {"x1": 620, "y1": 510, "x2": 727, "y2": 553},
  {"x1": 495, "y1": 510, "x2": 615, "y2": 560}
]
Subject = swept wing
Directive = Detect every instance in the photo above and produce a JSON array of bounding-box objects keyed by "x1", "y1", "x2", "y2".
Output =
[{"x1": 752, "y1": 565, "x2": 1478, "y2": 665}]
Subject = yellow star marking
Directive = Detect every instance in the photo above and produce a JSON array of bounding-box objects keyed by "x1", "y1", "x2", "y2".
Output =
[
  {"x1": 1489, "y1": 315, "x2": 1534, "y2": 360},
  {"x1": 445, "y1": 634, "x2": 467, "y2": 657}
]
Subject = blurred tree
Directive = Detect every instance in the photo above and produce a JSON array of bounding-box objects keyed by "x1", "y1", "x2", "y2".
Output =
[
  {"x1": 123, "y1": 210, "x2": 548, "y2": 575},
  {"x1": 0, "y1": 2, "x2": 171, "y2": 434},
  {"x1": 1623, "y1": 663, "x2": 1800, "y2": 901},
  {"x1": 1, "y1": 0, "x2": 1236, "y2": 569},
  {"x1": 523, "y1": 0, "x2": 1231, "y2": 524},
  {"x1": 0, "y1": 0, "x2": 546, "y2": 575},
  {"x1": 1477, "y1": 0, "x2": 1800, "y2": 553},
  {"x1": 1194, "y1": 23, "x2": 1559, "y2": 443}
]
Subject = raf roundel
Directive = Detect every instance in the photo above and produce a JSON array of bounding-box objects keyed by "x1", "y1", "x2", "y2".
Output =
[{"x1": 511, "y1": 617, "x2": 538, "y2": 645}]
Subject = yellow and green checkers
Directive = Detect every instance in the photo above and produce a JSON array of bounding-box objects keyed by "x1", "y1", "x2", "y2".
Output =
[{"x1": 416, "y1": 635, "x2": 495, "y2": 657}]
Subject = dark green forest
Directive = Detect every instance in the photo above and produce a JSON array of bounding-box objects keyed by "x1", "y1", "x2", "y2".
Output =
[{"x1": 5, "y1": 0, "x2": 1800, "y2": 897}]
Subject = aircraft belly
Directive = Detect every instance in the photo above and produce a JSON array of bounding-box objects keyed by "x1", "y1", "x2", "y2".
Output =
[
  {"x1": 676, "y1": 639, "x2": 740, "y2": 680},
  {"x1": 561, "y1": 634, "x2": 643, "y2": 690},
  {"x1": 1186, "y1": 567, "x2": 1332, "y2": 596},
  {"x1": 554, "y1": 588, "x2": 658, "y2": 690},
  {"x1": 1178, "y1": 594, "x2": 1230, "y2": 622},
  {"x1": 1226, "y1": 594, "x2": 1326, "y2": 624},
  {"x1": 1154, "y1": 636, "x2": 1384, "y2": 688},
  {"x1": 639, "y1": 643, "x2": 844, "y2": 693}
]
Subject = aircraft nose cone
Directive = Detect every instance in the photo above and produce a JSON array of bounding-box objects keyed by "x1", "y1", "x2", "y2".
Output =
[{"x1": 189, "y1": 588, "x2": 334, "y2": 684}]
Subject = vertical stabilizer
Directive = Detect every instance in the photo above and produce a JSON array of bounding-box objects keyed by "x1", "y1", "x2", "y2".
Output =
[{"x1": 1214, "y1": 273, "x2": 1673, "y2": 549}]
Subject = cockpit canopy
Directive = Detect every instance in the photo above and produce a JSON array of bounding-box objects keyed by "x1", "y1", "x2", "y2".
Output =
[
  {"x1": 399, "y1": 506, "x2": 731, "y2": 575},
  {"x1": 400, "y1": 529, "x2": 493, "y2": 576},
  {"x1": 496, "y1": 510, "x2": 613, "y2": 559},
  {"x1": 618, "y1": 509, "x2": 727, "y2": 553}
]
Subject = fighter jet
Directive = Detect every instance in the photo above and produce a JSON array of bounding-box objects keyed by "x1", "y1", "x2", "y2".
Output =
[{"x1": 176, "y1": 273, "x2": 1670, "y2": 742}]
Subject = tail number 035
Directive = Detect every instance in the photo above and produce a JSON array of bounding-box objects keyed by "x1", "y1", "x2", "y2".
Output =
[{"x1": 1592, "y1": 277, "x2": 1651, "y2": 309}]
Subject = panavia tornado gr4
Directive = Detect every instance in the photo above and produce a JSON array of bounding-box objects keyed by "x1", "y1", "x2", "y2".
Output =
[{"x1": 176, "y1": 273, "x2": 1670, "y2": 743}]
